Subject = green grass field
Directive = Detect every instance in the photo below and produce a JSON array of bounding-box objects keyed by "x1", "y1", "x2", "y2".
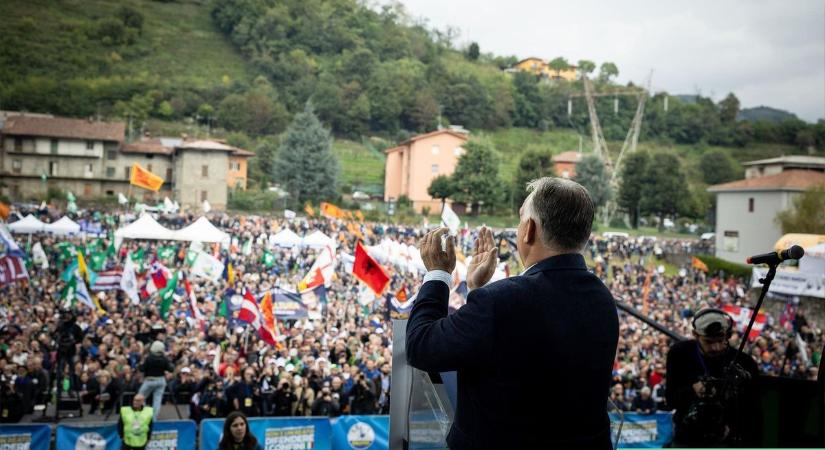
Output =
[{"x1": 333, "y1": 139, "x2": 385, "y2": 191}]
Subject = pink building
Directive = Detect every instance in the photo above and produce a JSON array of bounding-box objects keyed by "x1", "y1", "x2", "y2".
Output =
[
  {"x1": 384, "y1": 129, "x2": 469, "y2": 213},
  {"x1": 552, "y1": 150, "x2": 583, "y2": 178}
]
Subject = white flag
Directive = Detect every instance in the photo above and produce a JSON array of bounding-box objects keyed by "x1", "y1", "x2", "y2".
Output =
[
  {"x1": 202, "y1": 200, "x2": 211, "y2": 213},
  {"x1": 32, "y1": 242, "x2": 49, "y2": 269},
  {"x1": 284, "y1": 209, "x2": 296, "y2": 220},
  {"x1": 190, "y1": 250, "x2": 225, "y2": 282},
  {"x1": 164, "y1": 197, "x2": 177, "y2": 213},
  {"x1": 120, "y1": 254, "x2": 140, "y2": 305},
  {"x1": 74, "y1": 274, "x2": 96, "y2": 311},
  {"x1": 441, "y1": 203, "x2": 461, "y2": 233},
  {"x1": 118, "y1": 193, "x2": 129, "y2": 205}
]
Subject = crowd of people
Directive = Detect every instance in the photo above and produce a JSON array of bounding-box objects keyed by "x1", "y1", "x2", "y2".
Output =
[{"x1": 0, "y1": 205, "x2": 821, "y2": 424}]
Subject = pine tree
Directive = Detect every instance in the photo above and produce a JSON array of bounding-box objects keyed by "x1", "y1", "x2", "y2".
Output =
[
  {"x1": 617, "y1": 152, "x2": 649, "y2": 228},
  {"x1": 274, "y1": 103, "x2": 340, "y2": 206}
]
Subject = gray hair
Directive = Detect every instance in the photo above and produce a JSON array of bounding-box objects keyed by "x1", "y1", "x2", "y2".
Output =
[{"x1": 521, "y1": 177, "x2": 594, "y2": 251}]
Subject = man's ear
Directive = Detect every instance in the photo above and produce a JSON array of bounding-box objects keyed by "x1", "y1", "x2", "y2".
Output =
[{"x1": 523, "y1": 217, "x2": 537, "y2": 245}]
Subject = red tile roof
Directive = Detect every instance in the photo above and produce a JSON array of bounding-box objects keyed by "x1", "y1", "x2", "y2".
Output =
[
  {"x1": 2, "y1": 116, "x2": 125, "y2": 142},
  {"x1": 231, "y1": 148, "x2": 255, "y2": 157},
  {"x1": 708, "y1": 170, "x2": 825, "y2": 192},
  {"x1": 552, "y1": 151, "x2": 583, "y2": 163}
]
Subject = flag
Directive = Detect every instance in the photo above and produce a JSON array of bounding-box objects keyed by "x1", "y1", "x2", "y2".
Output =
[
  {"x1": 284, "y1": 209, "x2": 296, "y2": 220},
  {"x1": 202, "y1": 200, "x2": 211, "y2": 213},
  {"x1": 76, "y1": 250, "x2": 97, "y2": 287},
  {"x1": 32, "y1": 242, "x2": 48, "y2": 269},
  {"x1": 157, "y1": 246, "x2": 176, "y2": 262},
  {"x1": 0, "y1": 202, "x2": 9, "y2": 220},
  {"x1": 61, "y1": 273, "x2": 97, "y2": 312},
  {"x1": 304, "y1": 203, "x2": 315, "y2": 217},
  {"x1": 66, "y1": 192, "x2": 77, "y2": 214},
  {"x1": 353, "y1": 242, "x2": 389, "y2": 295},
  {"x1": 355, "y1": 210, "x2": 364, "y2": 222},
  {"x1": 387, "y1": 290, "x2": 415, "y2": 319},
  {"x1": 299, "y1": 244, "x2": 335, "y2": 290},
  {"x1": 441, "y1": 203, "x2": 461, "y2": 233},
  {"x1": 158, "y1": 271, "x2": 179, "y2": 319},
  {"x1": 259, "y1": 291, "x2": 280, "y2": 338},
  {"x1": 118, "y1": 192, "x2": 129, "y2": 205},
  {"x1": 722, "y1": 304, "x2": 767, "y2": 341},
  {"x1": 131, "y1": 247, "x2": 146, "y2": 272},
  {"x1": 121, "y1": 254, "x2": 140, "y2": 305},
  {"x1": 0, "y1": 227, "x2": 24, "y2": 258},
  {"x1": 261, "y1": 249, "x2": 275, "y2": 268},
  {"x1": 91, "y1": 269, "x2": 122, "y2": 291},
  {"x1": 0, "y1": 256, "x2": 28, "y2": 285},
  {"x1": 89, "y1": 251, "x2": 107, "y2": 272},
  {"x1": 222, "y1": 258, "x2": 235, "y2": 285},
  {"x1": 300, "y1": 284, "x2": 327, "y2": 319},
  {"x1": 183, "y1": 275, "x2": 205, "y2": 325},
  {"x1": 320, "y1": 202, "x2": 346, "y2": 219},
  {"x1": 242, "y1": 239, "x2": 252, "y2": 256},
  {"x1": 641, "y1": 267, "x2": 653, "y2": 315},
  {"x1": 395, "y1": 285, "x2": 408, "y2": 303},
  {"x1": 190, "y1": 250, "x2": 225, "y2": 282},
  {"x1": 692, "y1": 256, "x2": 709, "y2": 273},
  {"x1": 149, "y1": 261, "x2": 169, "y2": 290},
  {"x1": 238, "y1": 289, "x2": 277, "y2": 347},
  {"x1": 163, "y1": 197, "x2": 178, "y2": 213},
  {"x1": 129, "y1": 163, "x2": 164, "y2": 191}
]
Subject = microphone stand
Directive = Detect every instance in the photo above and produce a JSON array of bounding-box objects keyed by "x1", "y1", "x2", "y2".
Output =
[{"x1": 728, "y1": 263, "x2": 777, "y2": 372}]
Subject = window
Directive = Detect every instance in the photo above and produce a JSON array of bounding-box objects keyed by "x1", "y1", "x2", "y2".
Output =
[
  {"x1": 431, "y1": 164, "x2": 439, "y2": 174},
  {"x1": 146, "y1": 163, "x2": 152, "y2": 172},
  {"x1": 86, "y1": 140, "x2": 94, "y2": 150},
  {"x1": 200, "y1": 190, "x2": 208, "y2": 202},
  {"x1": 49, "y1": 161, "x2": 58, "y2": 176},
  {"x1": 50, "y1": 139, "x2": 58, "y2": 154},
  {"x1": 723, "y1": 230, "x2": 739, "y2": 253},
  {"x1": 106, "y1": 167, "x2": 115, "y2": 177},
  {"x1": 453, "y1": 147, "x2": 464, "y2": 157},
  {"x1": 202, "y1": 165, "x2": 208, "y2": 178},
  {"x1": 166, "y1": 168, "x2": 173, "y2": 181},
  {"x1": 431, "y1": 145, "x2": 440, "y2": 155},
  {"x1": 230, "y1": 161, "x2": 240, "y2": 171},
  {"x1": 748, "y1": 198, "x2": 754, "y2": 213},
  {"x1": 106, "y1": 190, "x2": 114, "y2": 196},
  {"x1": 11, "y1": 159, "x2": 22, "y2": 174},
  {"x1": 83, "y1": 184, "x2": 92, "y2": 196},
  {"x1": 85, "y1": 164, "x2": 94, "y2": 176},
  {"x1": 14, "y1": 138, "x2": 22, "y2": 152},
  {"x1": 106, "y1": 149, "x2": 117, "y2": 160},
  {"x1": 124, "y1": 167, "x2": 131, "y2": 179}
]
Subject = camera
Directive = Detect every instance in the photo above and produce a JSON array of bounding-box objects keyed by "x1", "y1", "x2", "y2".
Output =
[{"x1": 680, "y1": 362, "x2": 752, "y2": 444}]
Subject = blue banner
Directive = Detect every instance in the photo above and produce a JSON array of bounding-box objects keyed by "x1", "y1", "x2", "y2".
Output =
[
  {"x1": 331, "y1": 416, "x2": 389, "y2": 450},
  {"x1": 56, "y1": 420, "x2": 197, "y2": 450},
  {"x1": 609, "y1": 412, "x2": 673, "y2": 448},
  {"x1": 0, "y1": 424, "x2": 51, "y2": 450},
  {"x1": 201, "y1": 417, "x2": 332, "y2": 450}
]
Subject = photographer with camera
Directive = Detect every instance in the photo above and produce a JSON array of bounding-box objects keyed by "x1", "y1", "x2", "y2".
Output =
[
  {"x1": 272, "y1": 379, "x2": 296, "y2": 417},
  {"x1": 311, "y1": 384, "x2": 340, "y2": 417},
  {"x1": 666, "y1": 308, "x2": 760, "y2": 447},
  {"x1": 55, "y1": 310, "x2": 83, "y2": 391},
  {"x1": 350, "y1": 373, "x2": 377, "y2": 414}
]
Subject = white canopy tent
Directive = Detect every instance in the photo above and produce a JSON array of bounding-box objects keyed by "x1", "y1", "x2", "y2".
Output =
[
  {"x1": 173, "y1": 216, "x2": 230, "y2": 244},
  {"x1": 114, "y1": 214, "x2": 176, "y2": 248},
  {"x1": 301, "y1": 230, "x2": 336, "y2": 249},
  {"x1": 8, "y1": 214, "x2": 47, "y2": 234},
  {"x1": 44, "y1": 216, "x2": 81, "y2": 236},
  {"x1": 269, "y1": 228, "x2": 302, "y2": 248}
]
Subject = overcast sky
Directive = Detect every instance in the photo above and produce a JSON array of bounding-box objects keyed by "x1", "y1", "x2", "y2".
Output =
[{"x1": 387, "y1": 0, "x2": 825, "y2": 122}]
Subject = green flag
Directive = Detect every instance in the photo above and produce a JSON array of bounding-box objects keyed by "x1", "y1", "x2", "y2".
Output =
[
  {"x1": 55, "y1": 242, "x2": 75, "y2": 262},
  {"x1": 218, "y1": 297, "x2": 228, "y2": 318},
  {"x1": 60, "y1": 275, "x2": 77, "y2": 307},
  {"x1": 24, "y1": 240, "x2": 32, "y2": 270},
  {"x1": 131, "y1": 248, "x2": 146, "y2": 272},
  {"x1": 262, "y1": 249, "x2": 275, "y2": 268},
  {"x1": 61, "y1": 261, "x2": 79, "y2": 282},
  {"x1": 159, "y1": 272, "x2": 179, "y2": 320},
  {"x1": 89, "y1": 252, "x2": 106, "y2": 271},
  {"x1": 242, "y1": 239, "x2": 252, "y2": 256},
  {"x1": 157, "y1": 246, "x2": 176, "y2": 262}
]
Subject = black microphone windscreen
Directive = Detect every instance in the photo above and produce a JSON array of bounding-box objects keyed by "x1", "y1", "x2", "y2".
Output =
[{"x1": 788, "y1": 245, "x2": 805, "y2": 260}]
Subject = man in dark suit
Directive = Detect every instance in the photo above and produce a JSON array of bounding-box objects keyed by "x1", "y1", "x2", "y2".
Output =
[{"x1": 407, "y1": 177, "x2": 619, "y2": 449}]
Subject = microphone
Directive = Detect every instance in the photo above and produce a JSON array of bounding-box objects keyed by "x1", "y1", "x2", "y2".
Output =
[{"x1": 746, "y1": 245, "x2": 804, "y2": 265}]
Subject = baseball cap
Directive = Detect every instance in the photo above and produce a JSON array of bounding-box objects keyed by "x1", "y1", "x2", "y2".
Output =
[{"x1": 693, "y1": 309, "x2": 732, "y2": 338}]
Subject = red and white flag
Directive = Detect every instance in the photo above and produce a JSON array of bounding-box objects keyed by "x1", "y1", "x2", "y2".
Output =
[
  {"x1": 299, "y1": 244, "x2": 335, "y2": 290},
  {"x1": 183, "y1": 275, "x2": 205, "y2": 328},
  {"x1": 0, "y1": 256, "x2": 28, "y2": 285},
  {"x1": 91, "y1": 269, "x2": 123, "y2": 291},
  {"x1": 238, "y1": 289, "x2": 278, "y2": 347},
  {"x1": 141, "y1": 260, "x2": 171, "y2": 298},
  {"x1": 722, "y1": 304, "x2": 767, "y2": 341}
]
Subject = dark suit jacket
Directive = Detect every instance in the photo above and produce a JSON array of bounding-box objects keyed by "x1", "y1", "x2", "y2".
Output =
[{"x1": 407, "y1": 254, "x2": 619, "y2": 449}]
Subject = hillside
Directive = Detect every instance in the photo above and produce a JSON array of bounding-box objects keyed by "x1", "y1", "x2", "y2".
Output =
[{"x1": 738, "y1": 106, "x2": 798, "y2": 123}]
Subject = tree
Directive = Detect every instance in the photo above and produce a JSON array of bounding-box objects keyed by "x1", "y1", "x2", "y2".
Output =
[
  {"x1": 467, "y1": 42, "x2": 480, "y2": 61},
  {"x1": 598, "y1": 62, "x2": 619, "y2": 82},
  {"x1": 718, "y1": 93, "x2": 740, "y2": 124},
  {"x1": 617, "y1": 152, "x2": 650, "y2": 228},
  {"x1": 427, "y1": 175, "x2": 454, "y2": 209},
  {"x1": 795, "y1": 128, "x2": 816, "y2": 150},
  {"x1": 450, "y1": 139, "x2": 502, "y2": 215},
  {"x1": 577, "y1": 60, "x2": 596, "y2": 78},
  {"x1": 640, "y1": 153, "x2": 692, "y2": 228},
  {"x1": 250, "y1": 137, "x2": 277, "y2": 189},
  {"x1": 547, "y1": 57, "x2": 570, "y2": 78},
  {"x1": 273, "y1": 103, "x2": 339, "y2": 205},
  {"x1": 699, "y1": 149, "x2": 741, "y2": 185},
  {"x1": 574, "y1": 155, "x2": 612, "y2": 209},
  {"x1": 776, "y1": 187, "x2": 825, "y2": 234},
  {"x1": 513, "y1": 149, "x2": 555, "y2": 209}
]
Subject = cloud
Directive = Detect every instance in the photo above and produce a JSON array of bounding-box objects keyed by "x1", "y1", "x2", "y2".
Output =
[{"x1": 391, "y1": 0, "x2": 825, "y2": 121}]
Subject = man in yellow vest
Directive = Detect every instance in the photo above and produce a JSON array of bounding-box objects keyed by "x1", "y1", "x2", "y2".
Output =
[{"x1": 117, "y1": 393, "x2": 153, "y2": 450}]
